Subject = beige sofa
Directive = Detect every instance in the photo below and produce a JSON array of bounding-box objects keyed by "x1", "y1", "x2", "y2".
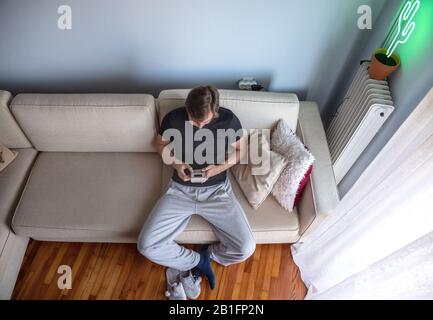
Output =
[{"x1": 0, "y1": 89, "x2": 339, "y2": 299}]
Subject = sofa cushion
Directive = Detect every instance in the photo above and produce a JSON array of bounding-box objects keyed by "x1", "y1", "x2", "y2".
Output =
[
  {"x1": 12, "y1": 152, "x2": 162, "y2": 242},
  {"x1": 10, "y1": 94, "x2": 157, "y2": 152},
  {"x1": 0, "y1": 148, "x2": 37, "y2": 253},
  {"x1": 161, "y1": 165, "x2": 300, "y2": 244},
  {"x1": 158, "y1": 89, "x2": 299, "y2": 132},
  {"x1": 0, "y1": 90, "x2": 32, "y2": 148}
]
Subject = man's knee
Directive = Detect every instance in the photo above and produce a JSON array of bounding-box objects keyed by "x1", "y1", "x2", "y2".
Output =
[
  {"x1": 137, "y1": 230, "x2": 157, "y2": 259},
  {"x1": 238, "y1": 238, "x2": 256, "y2": 261}
]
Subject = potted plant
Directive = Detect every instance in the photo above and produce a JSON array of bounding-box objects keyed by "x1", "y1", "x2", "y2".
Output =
[{"x1": 368, "y1": 48, "x2": 401, "y2": 81}]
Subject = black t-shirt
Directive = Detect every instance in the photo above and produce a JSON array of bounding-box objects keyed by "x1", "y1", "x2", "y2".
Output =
[{"x1": 159, "y1": 107, "x2": 243, "y2": 186}]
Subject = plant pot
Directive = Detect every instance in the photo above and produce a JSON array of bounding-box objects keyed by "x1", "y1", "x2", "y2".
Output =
[{"x1": 368, "y1": 48, "x2": 401, "y2": 80}]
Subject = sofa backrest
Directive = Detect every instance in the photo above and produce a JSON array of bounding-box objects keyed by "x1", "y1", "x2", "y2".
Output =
[
  {"x1": 157, "y1": 89, "x2": 299, "y2": 131},
  {"x1": 0, "y1": 90, "x2": 32, "y2": 148},
  {"x1": 10, "y1": 94, "x2": 157, "y2": 152}
]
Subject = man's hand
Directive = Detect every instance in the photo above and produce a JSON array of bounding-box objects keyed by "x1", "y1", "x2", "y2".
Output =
[
  {"x1": 173, "y1": 163, "x2": 193, "y2": 182},
  {"x1": 201, "y1": 165, "x2": 221, "y2": 182}
]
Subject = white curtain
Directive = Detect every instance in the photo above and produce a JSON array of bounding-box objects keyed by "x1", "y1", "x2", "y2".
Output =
[{"x1": 292, "y1": 88, "x2": 433, "y2": 300}]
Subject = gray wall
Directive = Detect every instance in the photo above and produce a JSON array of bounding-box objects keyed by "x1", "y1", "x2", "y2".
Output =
[
  {"x1": 0, "y1": 0, "x2": 382, "y2": 98},
  {"x1": 324, "y1": 0, "x2": 433, "y2": 196}
]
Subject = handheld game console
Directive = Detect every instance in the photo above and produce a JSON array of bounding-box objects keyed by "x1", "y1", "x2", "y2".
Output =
[{"x1": 190, "y1": 170, "x2": 206, "y2": 183}]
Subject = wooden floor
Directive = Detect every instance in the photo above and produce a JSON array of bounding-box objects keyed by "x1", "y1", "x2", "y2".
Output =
[{"x1": 12, "y1": 240, "x2": 307, "y2": 300}]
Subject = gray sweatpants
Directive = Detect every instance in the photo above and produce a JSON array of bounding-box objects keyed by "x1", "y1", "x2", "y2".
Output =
[{"x1": 137, "y1": 177, "x2": 256, "y2": 271}]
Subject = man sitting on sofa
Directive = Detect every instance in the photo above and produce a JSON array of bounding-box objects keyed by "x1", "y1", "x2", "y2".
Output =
[{"x1": 137, "y1": 86, "x2": 256, "y2": 292}]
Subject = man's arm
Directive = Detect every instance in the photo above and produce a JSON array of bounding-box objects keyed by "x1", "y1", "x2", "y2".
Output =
[
  {"x1": 153, "y1": 134, "x2": 193, "y2": 182},
  {"x1": 153, "y1": 134, "x2": 168, "y2": 156}
]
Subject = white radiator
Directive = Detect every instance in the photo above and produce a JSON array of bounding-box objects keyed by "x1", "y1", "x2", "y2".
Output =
[{"x1": 326, "y1": 62, "x2": 394, "y2": 184}]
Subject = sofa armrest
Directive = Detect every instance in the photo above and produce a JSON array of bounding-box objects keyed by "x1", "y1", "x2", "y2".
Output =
[{"x1": 296, "y1": 102, "x2": 339, "y2": 241}]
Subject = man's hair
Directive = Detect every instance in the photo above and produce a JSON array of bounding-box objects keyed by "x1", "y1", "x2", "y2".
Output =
[{"x1": 185, "y1": 85, "x2": 219, "y2": 120}]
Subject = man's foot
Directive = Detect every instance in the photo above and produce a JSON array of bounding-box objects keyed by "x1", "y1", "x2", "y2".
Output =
[
  {"x1": 193, "y1": 248, "x2": 215, "y2": 290},
  {"x1": 180, "y1": 270, "x2": 202, "y2": 299},
  {"x1": 165, "y1": 268, "x2": 187, "y2": 300}
]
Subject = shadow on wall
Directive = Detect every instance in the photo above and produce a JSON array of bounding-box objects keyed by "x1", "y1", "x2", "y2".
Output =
[
  {"x1": 305, "y1": 0, "x2": 386, "y2": 115},
  {"x1": 0, "y1": 74, "x2": 255, "y2": 96},
  {"x1": 0, "y1": 73, "x2": 308, "y2": 99},
  {"x1": 321, "y1": 29, "x2": 377, "y2": 127}
]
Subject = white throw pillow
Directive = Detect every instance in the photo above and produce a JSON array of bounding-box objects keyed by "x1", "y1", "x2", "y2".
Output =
[{"x1": 271, "y1": 119, "x2": 315, "y2": 211}]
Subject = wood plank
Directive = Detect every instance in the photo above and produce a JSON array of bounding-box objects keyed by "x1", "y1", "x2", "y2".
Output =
[{"x1": 12, "y1": 240, "x2": 307, "y2": 300}]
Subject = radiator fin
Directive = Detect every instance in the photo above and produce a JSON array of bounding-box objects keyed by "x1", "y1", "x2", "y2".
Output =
[{"x1": 326, "y1": 62, "x2": 394, "y2": 184}]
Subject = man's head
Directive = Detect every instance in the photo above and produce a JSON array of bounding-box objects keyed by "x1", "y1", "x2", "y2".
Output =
[{"x1": 185, "y1": 86, "x2": 219, "y2": 128}]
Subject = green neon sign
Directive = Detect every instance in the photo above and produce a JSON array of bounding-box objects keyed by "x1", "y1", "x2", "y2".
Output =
[{"x1": 386, "y1": 0, "x2": 420, "y2": 58}]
